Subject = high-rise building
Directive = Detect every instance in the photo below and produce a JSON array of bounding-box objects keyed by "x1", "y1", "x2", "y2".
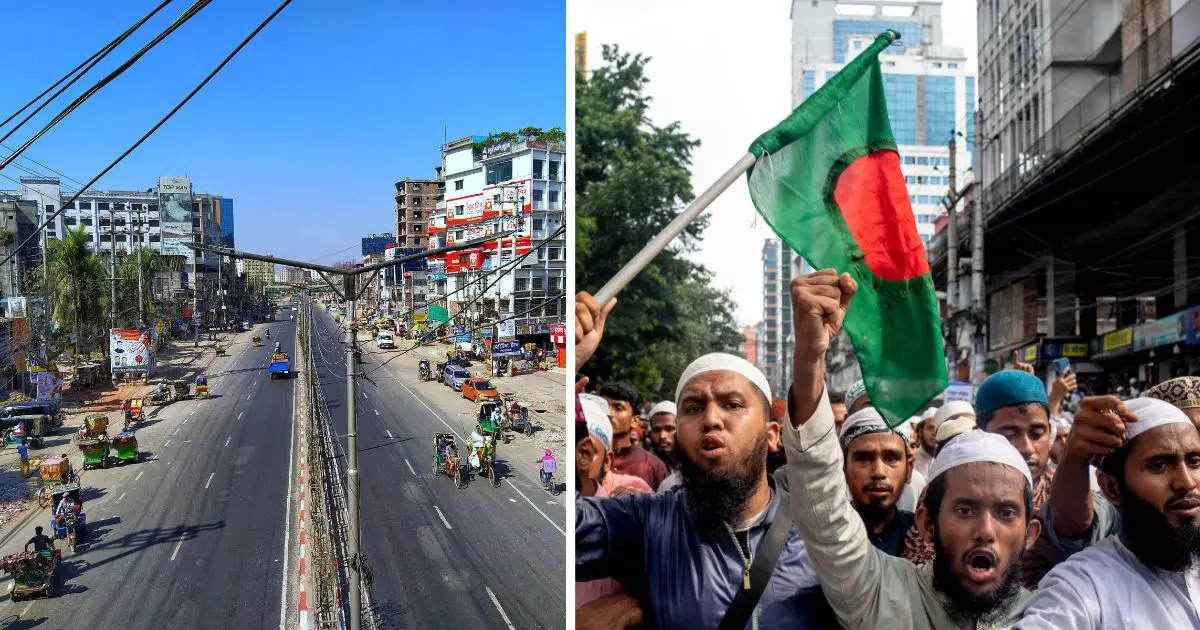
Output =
[
  {"x1": 242, "y1": 258, "x2": 275, "y2": 287},
  {"x1": 741, "y1": 326, "x2": 758, "y2": 365},
  {"x1": 394, "y1": 179, "x2": 439, "y2": 249},
  {"x1": 430, "y1": 134, "x2": 567, "y2": 338},
  {"x1": 0, "y1": 199, "x2": 41, "y2": 298},
  {"x1": 792, "y1": 0, "x2": 975, "y2": 245},
  {"x1": 760, "y1": 239, "x2": 790, "y2": 397},
  {"x1": 361, "y1": 232, "x2": 393, "y2": 257}
]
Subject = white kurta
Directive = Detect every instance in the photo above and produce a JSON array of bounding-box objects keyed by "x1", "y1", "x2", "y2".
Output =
[{"x1": 1020, "y1": 536, "x2": 1200, "y2": 629}]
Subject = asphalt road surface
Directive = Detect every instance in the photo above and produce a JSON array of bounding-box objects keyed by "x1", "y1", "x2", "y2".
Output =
[
  {"x1": 308, "y1": 305, "x2": 566, "y2": 630},
  {"x1": 0, "y1": 318, "x2": 297, "y2": 630}
]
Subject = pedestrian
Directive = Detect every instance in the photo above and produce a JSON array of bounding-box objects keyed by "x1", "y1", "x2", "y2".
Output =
[
  {"x1": 783, "y1": 270, "x2": 1040, "y2": 628},
  {"x1": 829, "y1": 390, "x2": 848, "y2": 436},
  {"x1": 1020, "y1": 397, "x2": 1200, "y2": 628},
  {"x1": 598, "y1": 381, "x2": 667, "y2": 490},
  {"x1": 839, "y1": 407, "x2": 916, "y2": 557},
  {"x1": 645, "y1": 401, "x2": 681, "y2": 490},
  {"x1": 845, "y1": 379, "x2": 870, "y2": 415},
  {"x1": 576, "y1": 352, "x2": 836, "y2": 629},
  {"x1": 913, "y1": 407, "x2": 938, "y2": 477}
]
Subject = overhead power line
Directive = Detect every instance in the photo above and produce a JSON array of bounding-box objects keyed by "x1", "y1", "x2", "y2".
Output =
[
  {"x1": 0, "y1": 0, "x2": 212, "y2": 171},
  {"x1": 0, "y1": 0, "x2": 176, "y2": 136},
  {"x1": 0, "y1": 0, "x2": 295, "y2": 270}
]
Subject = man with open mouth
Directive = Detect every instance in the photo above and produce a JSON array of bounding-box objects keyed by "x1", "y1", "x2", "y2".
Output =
[
  {"x1": 1019, "y1": 396, "x2": 1200, "y2": 628},
  {"x1": 576, "y1": 351, "x2": 835, "y2": 629},
  {"x1": 783, "y1": 270, "x2": 1042, "y2": 629}
]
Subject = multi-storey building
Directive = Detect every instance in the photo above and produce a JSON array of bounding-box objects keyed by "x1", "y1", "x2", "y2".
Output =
[
  {"x1": 741, "y1": 326, "x2": 758, "y2": 365},
  {"x1": 242, "y1": 258, "x2": 275, "y2": 287},
  {"x1": 0, "y1": 199, "x2": 41, "y2": 298},
  {"x1": 282, "y1": 266, "x2": 308, "y2": 287},
  {"x1": 429, "y1": 134, "x2": 567, "y2": 340},
  {"x1": 362, "y1": 232, "x2": 393, "y2": 257},
  {"x1": 793, "y1": 0, "x2": 975, "y2": 246},
  {"x1": 394, "y1": 179, "x2": 439, "y2": 249},
  {"x1": 760, "y1": 239, "x2": 790, "y2": 397}
]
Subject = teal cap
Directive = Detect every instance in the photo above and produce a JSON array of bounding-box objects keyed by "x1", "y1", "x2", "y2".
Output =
[{"x1": 975, "y1": 370, "x2": 1048, "y2": 425}]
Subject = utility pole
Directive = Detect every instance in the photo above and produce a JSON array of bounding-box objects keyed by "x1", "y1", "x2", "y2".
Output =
[
  {"x1": 946, "y1": 138, "x2": 959, "y2": 378},
  {"x1": 41, "y1": 208, "x2": 49, "y2": 365},
  {"x1": 192, "y1": 237, "x2": 199, "y2": 347},
  {"x1": 137, "y1": 210, "x2": 145, "y2": 329},
  {"x1": 109, "y1": 207, "x2": 117, "y2": 331},
  {"x1": 186, "y1": 230, "x2": 507, "y2": 630}
]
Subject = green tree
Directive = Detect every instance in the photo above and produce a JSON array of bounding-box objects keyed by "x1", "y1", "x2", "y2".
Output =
[
  {"x1": 46, "y1": 226, "x2": 107, "y2": 356},
  {"x1": 115, "y1": 247, "x2": 169, "y2": 327},
  {"x1": 576, "y1": 45, "x2": 743, "y2": 400}
]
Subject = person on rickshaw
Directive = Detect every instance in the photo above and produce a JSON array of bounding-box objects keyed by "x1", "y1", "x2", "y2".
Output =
[
  {"x1": 274, "y1": 342, "x2": 282, "y2": 354},
  {"x1": 444, "y1": 441, "x2": 458, "y2": 462},
  {"x1": 54, "y1": 493, "x2": 78, "y2": 518},
  {"x1": 25, "y1": 526, "x2": 54, "y2": 553},
  {"x1": 265, "y1": 329, "x2": 270, "y2": 340},
  {"x1": 155, "y1": 380, "x2": 168, "y2": 400}
]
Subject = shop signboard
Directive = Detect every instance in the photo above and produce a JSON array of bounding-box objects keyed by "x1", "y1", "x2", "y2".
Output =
[
  {"x1": 1134, "y1": 312, "x2": 1186, "y2": 351},
  {"x1": 1186, "y1": 306, "x2": 1200, "y2": 344},
  {"x1": 492, "y1": 340, "x2": 522, "y2": 356},
  {"x1": 413, "y1": 313, "x2": 428, "y2": 323},
  {"x1": 1102, "y1": 327, "x2": 1134, "y2": 353},
  {"x1": 1063, "y1": 343, "x2": 1089, "y2": 358},
  {"x1": 1021, "y1": 344, "x2": 1038, "y2": 362},
  {"x1": 451, "y1": 325, "x2": 466, "y2": 336},
  {"x1": 943, "y1": 380, "x2": 974, "y2": 404}
]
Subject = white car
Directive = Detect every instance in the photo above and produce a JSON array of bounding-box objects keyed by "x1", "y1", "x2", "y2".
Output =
[{"x1": 377, "y1": 332, "x2": 395, "y2": 350}]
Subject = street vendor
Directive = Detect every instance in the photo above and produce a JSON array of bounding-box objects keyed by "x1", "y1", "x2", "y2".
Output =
[{"x1": 24, "y1": 526, "x2": 54, "y2": 553}]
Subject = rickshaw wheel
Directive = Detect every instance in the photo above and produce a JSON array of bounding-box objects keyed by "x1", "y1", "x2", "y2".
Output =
[{"x1": 524, "y1": 423, "x2": 533, "y2": 437}]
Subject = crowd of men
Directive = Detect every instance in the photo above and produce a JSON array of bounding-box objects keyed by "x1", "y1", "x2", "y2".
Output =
[{"x1": 574, "y1": 270, "x2": 1200, "y2": 629}]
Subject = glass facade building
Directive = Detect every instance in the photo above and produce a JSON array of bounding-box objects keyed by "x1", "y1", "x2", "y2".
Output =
[{"x1": 832, "y1": 20, "x2": 921, "y2": 63}]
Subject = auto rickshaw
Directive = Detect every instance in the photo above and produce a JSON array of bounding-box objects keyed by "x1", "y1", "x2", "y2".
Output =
[
  {"x1": 4, "y1": 416, "x2": 45, "y2": 449},
  {"x1": 110, "y1": 432, "x2": 138, "y2": 465},
  {"x1": 194, "y1": 374, "x2": 209, "y2": 398},
  {"x1": 418, "y1": 359, "x2": 432, "y2": 381},
  {"x1": 252, "y1": 335, "x2": 262, "y2": 347},
  {"x1": 78, "y1": 436, "x2": 110, "y2": 470},
  {"x1": 169, "y1": 380, "x2": 191, "y2": 402}
]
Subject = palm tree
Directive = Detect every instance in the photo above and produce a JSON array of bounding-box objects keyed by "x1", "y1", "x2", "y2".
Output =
[{"x1": 46, "y1": 227, "x2": 106, "y2": 357}]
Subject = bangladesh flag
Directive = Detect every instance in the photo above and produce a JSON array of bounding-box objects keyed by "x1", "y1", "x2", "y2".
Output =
[{"x1": 745, "y1": 30, "x2": 946, "y2": 428}]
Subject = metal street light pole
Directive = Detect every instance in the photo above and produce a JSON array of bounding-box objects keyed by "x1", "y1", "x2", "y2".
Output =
[{"x1": 185, "y1": 231, "x2": 507, "y2": 630}]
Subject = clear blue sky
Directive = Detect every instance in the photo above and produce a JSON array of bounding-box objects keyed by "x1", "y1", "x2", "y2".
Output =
[{"x1": 1, "y1": 1, "x2": 565, "y2": 263}]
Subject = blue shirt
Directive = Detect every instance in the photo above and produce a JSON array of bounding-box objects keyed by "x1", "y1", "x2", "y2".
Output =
[{"x1": 576, "y1": 478, "x2": 834, "y2": 629}]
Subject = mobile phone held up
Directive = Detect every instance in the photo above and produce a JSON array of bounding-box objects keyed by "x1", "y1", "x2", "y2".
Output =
[{"x1": 1052, "y1": 357, "x2": 1071, "y2": 376}]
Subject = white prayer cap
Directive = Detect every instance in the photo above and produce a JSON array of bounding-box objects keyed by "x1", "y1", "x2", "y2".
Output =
[
  {"x1": 578, "y1": 393, "x2": 613, "y2": 453},
  {"x1": 935, "y1": 415, "x2": 976, "y2": 444},
  {"x1": 921, "y1": 407, "x2": 938, "y2": 422},
  {"x1": 934, "y1": 401, "x2": 976, "y2": 430},
  {"x1": 648, "y1": 401, "x2": 677, "y2": 418},
  {"x1": 845, "y1": 380, "x2": 869, "y2": 410},
  {"x1": 675, "y1": 353, "x2": 771, "y2": 404},
  {"x1": 839, "y1": 407, "x2": 888, "y2": 441},
  {"x1": 1122, "y1": 397, "x2": 1193, "y2": 442},
  {"x1": 928, "y1": 429, "x2": 1033, "y2": 487}
]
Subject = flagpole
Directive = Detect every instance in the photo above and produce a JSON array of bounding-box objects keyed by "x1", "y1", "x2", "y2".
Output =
[{"x1": 595, "y1": 152, "x2": 757, "y2": 304}]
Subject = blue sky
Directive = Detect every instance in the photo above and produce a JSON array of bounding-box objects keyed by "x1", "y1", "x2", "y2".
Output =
[{"x1": 1, "y1": 1, "x2": 565, "y2": 263}]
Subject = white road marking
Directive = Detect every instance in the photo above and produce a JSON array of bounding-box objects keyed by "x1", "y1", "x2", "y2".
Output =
[
  {"x1": 174, "y1": 428, "x2": 180, "y2": 435},
  {"x1": 170, "y1": 533, "x2": 185, "y2": 561},
  {"x1": 247, "y1": 393, "x2": 253, "y2": 401},
  {"x1": 224, "y1": 436, "x2": 231, "y2": 447},
  {"x1": 279, "y1": 333, "x2": 299, "y2": 630},
  {"x1": 373, "y1": 409, "x2": 379, "y2": 416},
  {"x1": 237, "y1": 411, "x2": 244, "y2": 421},
  {"x1": 117, "y1": 492, "x2": 126, "y2": 503},
  {"x1": 508, "y1": 498, "x2": 517, "y2": 503},
  {"x1": 508, "y1": 482, "x2": 566, "y2": 536},
  {"x1": 404, "y1": 459, "x2": 415, "y2": 476},
  {"x1": 486, "y1": 586, "x2": 516, "y2": 630},
  {"x1": 204, "y1": 472, "x2": 215, "y2": 489},
  {"x1": 433, "y1": 505, "x2": 452, "y2": 530},
  {"x1": 385, "y1": 430, "x2": 393, "y2": 439},
  {"x1": 546, "y1": 500, "x2": 556, "y2": 505},
  {"x1": 20, "y1": 602, "x2": 31, "y2": 616},
  {"x1": 363, "y1": 392, "x2": 368, "y2": 399},
  {"x1": 182, "y1": 416, "x2": 188, "y2": 425},
  {"x1": 163, "y1": 439, "x2": 171, "y2": 447},
  {"x1": 135, "y1": 470, "x2": 144, "y2": 481}
]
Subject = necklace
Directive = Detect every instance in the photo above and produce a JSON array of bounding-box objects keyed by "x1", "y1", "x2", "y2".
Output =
[{"x1": 728, "y1": 528, "x2": 753, "y2": 590}]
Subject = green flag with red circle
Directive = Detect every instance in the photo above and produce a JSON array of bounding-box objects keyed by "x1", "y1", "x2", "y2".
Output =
[{"x1": 746, "y1": 30, "x2": 947, "y2": 428}]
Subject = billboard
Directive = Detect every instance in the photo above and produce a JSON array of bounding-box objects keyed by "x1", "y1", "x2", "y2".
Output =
[
  {"x1": 158, "y1": 176, "x2": 193, "y2": 257},
  {"x1": 110, "y1": 329, "x2": 152, "y2": 373},
  {"x1": 497, "y1": 319, "x2": 516, "y2": 339},
  {"x1": 491, "y1": 340, "x2": 523, "y2": 356},
  {"x1": 446, "y1": 194, "x2": 485, "y2": 226},
  {"x1": 445, "y1": 249, "x2": 485, "y2": 273}
]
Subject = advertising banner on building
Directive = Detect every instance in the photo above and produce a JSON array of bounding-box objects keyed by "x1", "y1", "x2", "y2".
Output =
[
  {"x1": 427, "y1": 305, "x2": 450, "y2": 323},
  {"x1": 491, "y1": 340, "x2": 523, "y2": 356},
  {"x1": 1102, "y1": 327, "x2": 1134, "y2": 353},
  {"x1": 34, "y1": 371, "x2": 62, "y2": 402},
  {"x1": 446, "y1": 194, "x2": 485, "y2": 226},
  {"x1": 1134, "y1": 312, "x2": 1187, "y2": 351},
  {"x1": 158, "y1": 176, "x2": 193, "y2": 257},
  {"x1": 110, "y1": 329, "x2": 152, "y2": 373},
  {"x1": 445, "y1": 249, "x2": 485, "y2": 273},
  {"x1": 497, "y1": 319, "x2": 516, "y2": 339},
  {"x1": 1186, "y1": 306, "x2": 1200, "y2": 344}
]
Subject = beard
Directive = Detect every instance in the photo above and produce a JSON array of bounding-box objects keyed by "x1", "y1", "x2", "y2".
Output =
[
  {"x1": 652, "y1": 443, "x2": 678, "y2": 469},
  {"x1": 853, "y1": 493, "x2": 897, "y2": 527},
  {"x1": 679, "y1": 431, "x2": 769, "y2": 540},
  {"x1": 1120, "y1": 486, "x2": 1200, "y2": 571},
  {"x1": 931, "y1": 528, "x2": 1024, "y2": 625}
]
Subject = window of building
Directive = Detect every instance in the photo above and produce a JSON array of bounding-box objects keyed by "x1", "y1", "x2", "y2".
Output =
[
  {"x1": 455, "y1": 179, "x2": 463, "y2": 190},
  {"x1": 906, "y1": 176, "x2": 916, "y2": 184},
  {"x1": 533, "y1": 159, "x2": 544, "y2": 179},
  {"x1": 100, "y1": 217, "x2": 111, "y2": 226},
  {"x1": 516, "y1": 278, "x2": 529, "y2": 292},
  {"x1": 949, "y1": 63, "x2": 958, "y2": 69},
  {"x1": 149, "y1": 219, "x2": 160, "y2": 227},
  {"x1": 132, "y1": 203, "x2": 143, "y2": 211},
  {"x1": 97, "y1": 202, "x2": 109, "y2": 210},
  {"x1": 81, "y1": 218, "x2": 92, "y2": 226},
  {"x1": 903, "y1": 156, "x2": 916, "y2": 165},
  {"x1": 192, "y1": 202, "x2": 199, "y2": 213},
  {"x1": 549, "y1": 276, "x2": 561, "y2": 291},
  {"x1": 455, "y1": 205, "x2": 464, "y2": 217},
  {"x1": 485, "y1": 160, "x2": 513, "y2": 185},
  {"x1": 532, "y1": 188, "x2": 544, "y2": 208},
  {"x1": 149, "y1": 204, "x2": 158, "y2": 212},
  {"x1": 46, "y1": 204, "x2": 55, "y2": 213},
  {"x1": 63, "y1": 202, "x2": 74, "y2": 209},
  {"x1": 100, "y1": 234, "x2": 111, "y2": 242},
  {"x1": 548, "y1": 190, "x2": 559, "y2": 206},
  {"x1": 454, "y1": 230, "x2": 464, "y2": 240},
  {"x1": 64, "y1": 217, "x2": 77, "y2": 226},
  {"x1": 492, "y1": 194, "x2": 501, "y2": 205},
  {"x1": 933, "y1": 62, "x2": 942, "y2": 68},
  {"x1": 412, "y1": 183, "x2": 421, "y2": 191},
  {"x1": 917, "y1": 156, "x2": 929, "y2": 165},
  {"x1": 413, "y1": 211, "x2": 422, "y2": 220},
  {"x1": 79, "y1": 202, "x2": 91, "y2": 210},
  {"x1": 549, "y1": 161, "x2": 559, "y2": 179},
  {"x1": 150, "y1": 234, "x2": 160, "y2": 242},
  {"x1": 549, "y1": 247, "x2": 560, "y2": 260},
  {"x1": 115, "y1": 234, "x2": 127, "y2": 242},
  {"x1": 114, "y1": 217, "x2": 126, "y2": 226},
  {"x1": 413, "y1": 197, "x2": 422, "y2": 206},
  {"x1": 532, "y1": 276, "x2": 544, "y2": 290},
  {"x1": 532, "y1": 218, "x2": 544, "y2": 231}
]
